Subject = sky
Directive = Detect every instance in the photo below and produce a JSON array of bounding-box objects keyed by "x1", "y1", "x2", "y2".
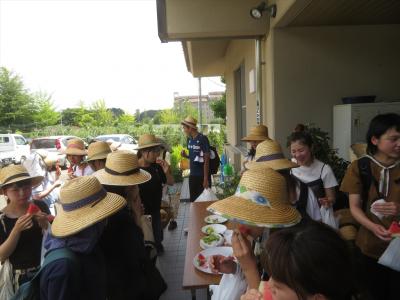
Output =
[{"x1": 0, "y1": 0, "x2": 225, "y2": 114}]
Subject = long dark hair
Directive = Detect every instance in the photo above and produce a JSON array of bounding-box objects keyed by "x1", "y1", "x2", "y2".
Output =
[
  {"x1": 265, "y1": 222, "x2": 354, "y2": 300},
  {"x1": 366, "y1": 113, "x2": 400, "y2": 155}
]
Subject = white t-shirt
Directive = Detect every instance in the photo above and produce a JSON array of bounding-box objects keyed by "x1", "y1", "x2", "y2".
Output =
[
  {"x1": 73, "y1": 164, "x2": 94, "y2": 177},
  {"x1": 292, "y1": 159, "x2": 338, "y2": 221}
]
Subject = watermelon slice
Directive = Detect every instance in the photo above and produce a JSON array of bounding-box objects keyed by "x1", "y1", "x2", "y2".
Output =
[
  {"x1": 27, "y1": 203, "x2": 40, "y2": 215},
  {"x1": 197, "y1": 254, "x2": 206, "y2": 267},
  {"x1": 238, "y1": 224, "x2": 251, "y2": 235},
  {"x1": 388, "y1": 221, "x2": 400, "y2": 237},
  {"x1": 46, "y1": 215, "x2": 55, "y2": 222},
  {"x1": 258, "y1": 281, "x2": 273, "y2": 300}
]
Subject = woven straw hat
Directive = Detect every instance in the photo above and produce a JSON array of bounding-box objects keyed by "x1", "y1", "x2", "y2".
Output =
[
  {"x1": 241, "y1": 125, "x2": 269, "y2": 142},
  {"x1": 181, "y1": 116, "x2": 198, "y2": 130},
  {"x1": 64, "y1": 138, "x2": 87, "y2": 156},
  {"x1": 86, "y1": 141, "x2": 112, "y2": 161},
  {"x1": 0, "y1": 164, "x2": 44, "y2": 188},
  {"x1": 136, "y1": 134, "x2": 162, "y2": 150},
  {"x1": 207, "y1": 168, "x2": 301, "y2": 227},
  {"x1": 246, "y1": 139, "x2": 298, "y2": 171},
  {"x1": 94, "y1": 151, "x2": 151, "y2": 186},
  {"x1": 51, "y1": 176, "x2": 126, "y2": 237}
]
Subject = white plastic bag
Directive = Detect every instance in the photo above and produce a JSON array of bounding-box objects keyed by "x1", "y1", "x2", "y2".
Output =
[
  {"x1": 378, "y1": 237, "x2": 400, "y2": 271},
  {"x1": 211, "y1": 270, "x2": 247, "y2": 300},
  {"x1": 320, "y1": 206, "x2": 339, "y2": 229},
  {"x1": 195, "y1": 188, "x2": 218, "y2": 202},
  {"x1": 140, "y1": 215, "x2": 155, "y2": 243},
  {"x1": 0, "y1": 259, "x2": 14, "y2": 299}
]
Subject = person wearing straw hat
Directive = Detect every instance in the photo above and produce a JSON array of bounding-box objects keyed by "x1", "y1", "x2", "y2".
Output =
[
  {"x1": 63, "y1": 138, "x2": 94, "y2": 178},
  {"x1": 241, "y1": 125, "x2": 270, "y2": 173},
  {"x1": 181, "y1": 116, "x2": 212, "y2": 202},
  {"x1": 39, "y1": 176, "x2": 126, "y2": 300},
  {"x1": 94, "y1": 151, "x2": 167, "y2": 299},
  {"x1": 137, "y1": 134, "x2": 174, "y2": 254},
  {"x1": 207, "y1": 168, "x2": 301, "y2": 298},
  {"x1": 244, "y1": 139, "x2": 319, "y2": 221},
  {"x1": 86, "y1": 141, "x2": 112, "y2": 171},
  {"x1": 0, "y1": 164, "x2": 50, "y2": 293}
]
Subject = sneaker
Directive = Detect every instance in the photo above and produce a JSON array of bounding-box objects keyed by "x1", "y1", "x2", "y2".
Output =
[{"x1": 168, "y1": 220, "x2": 177, "y2": 231}]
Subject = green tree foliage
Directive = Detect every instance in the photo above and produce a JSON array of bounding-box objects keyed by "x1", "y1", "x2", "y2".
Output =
[
  {"x1": 32, "y1": 92, "x2": 60, "y2": 127},
  {"x1": 118, "y1": 113, "x2": 136, "y2": 126},
  {"x1": 61, "y1": 108, "x2": 81, "y2": 126},
  {"x1": 91, "y1": 99, "x2": 113, "y2": 127},
  {"x1": 210, "y1": 93, "x2": 226, "y2": 122},
  {"x1": 0, "y1": 67, "x2": 35, "y2": 130}
]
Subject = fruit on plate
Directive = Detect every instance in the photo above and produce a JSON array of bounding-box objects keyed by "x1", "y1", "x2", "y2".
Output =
[
  {"x1": 197, "y1": 253, "x2": 206, "y2": 267},
  {"x1": 27, "y1": 203, "x2": 40, "y2": 215},
  {"x1": 205, "y1": 226, "x2": 215, "y2": 235},
  {"x1": 388, "y1": 221, "x2": 400, "y2": 237},
  {"x1": 202, "y1": 234, "x2": 221, "y2": 245}
]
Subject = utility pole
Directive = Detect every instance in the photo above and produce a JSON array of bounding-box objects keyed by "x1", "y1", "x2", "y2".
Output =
[{"x1": 198, "y1": 77, "x2": 202, "y2": 131}]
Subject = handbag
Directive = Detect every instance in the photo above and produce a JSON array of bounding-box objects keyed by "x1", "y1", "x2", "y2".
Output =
[{"x1": 0, "y1": 259, "x2": 15, "y2": 300}]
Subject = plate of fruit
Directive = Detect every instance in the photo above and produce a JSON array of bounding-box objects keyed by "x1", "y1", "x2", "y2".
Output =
[
  {"x1": 200, "y1": 233, "x2": 224, "y2": 249},
  {"x1": 204, "y1": 215, "x2": 227, "y2": 224},
  {"x1": 193, "y1": 247, "x2": 234, "y2": 274},
  {"x1": 201, "y1": 224, "x2": 227, "y2": 235}
]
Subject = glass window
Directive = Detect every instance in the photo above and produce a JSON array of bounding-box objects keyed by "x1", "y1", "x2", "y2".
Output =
[
  {"x1": 14, "y1": 136, "x2": 26, "y2": 145},
  {"x1": 0, "y1": 136, "x2": 10, "y2": 143}
]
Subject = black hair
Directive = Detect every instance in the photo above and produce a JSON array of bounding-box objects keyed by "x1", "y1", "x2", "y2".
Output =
[
  {"x1": 265, "y1": 221, "x2": 354, "y2": 300},
  {"x1": 366, "y1": 113, "x2": 400, "y2": 155},
  {"x1": 288, "y1": 124, "x2": 313, "y2": 149},
  {"x1": 103, "y1": 184, "x2": 127, "y2": 199}
]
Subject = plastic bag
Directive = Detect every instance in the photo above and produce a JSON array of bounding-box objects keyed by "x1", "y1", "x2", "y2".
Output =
[
  {"x1": 320, "y1": 206, "x2": 339, "y2": 229},
  {"x1": 211, "y1": 271, "x2": 247, "y2": 300},
  {"x1": 378, "y1": 237, "x2": 400, "y2": 271},
  {"x1": 195, "y1": 188, "x2": 218, "y2": 202},
  {"x1": 0, "y1": 259, "x2": 14, "y2": 299}
]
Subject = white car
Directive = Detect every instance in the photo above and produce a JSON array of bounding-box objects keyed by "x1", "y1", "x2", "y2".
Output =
[
  {"x1": 0, "y1": 134, "x2": 30, "y2": 165},
  {"x1": 94, "y1": 134, "x2": 138, "y2": 152}
]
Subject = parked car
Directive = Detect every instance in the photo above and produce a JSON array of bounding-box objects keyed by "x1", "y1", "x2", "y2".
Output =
[
  {"x1": 0, "y1": 134, "x2": 30, "y2": 166},
  {"x1": 30, "y1": 136, "x2": 78, "y2": 169},
  {"x1": 94, "y1": 134, "x2": 138, "y2": 152}
]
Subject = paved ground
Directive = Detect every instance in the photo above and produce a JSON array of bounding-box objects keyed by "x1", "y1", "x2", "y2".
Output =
[{"x1": 158, "y1": 202, "x2": 208, "y2": 300}]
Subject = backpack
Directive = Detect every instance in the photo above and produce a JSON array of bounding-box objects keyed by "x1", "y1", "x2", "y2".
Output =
[
  {"x1": 11, "y1": 248, "x2": 78, "y2": 300},
  {"x1": 209, "y1": 146, "x2": 220, "y2": 175},
  {"x1": 357, "y1": 156, "x2": 381, "y2": 211}
]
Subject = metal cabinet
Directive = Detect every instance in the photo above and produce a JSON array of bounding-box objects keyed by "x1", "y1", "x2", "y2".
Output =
[{"x1": 333, "y1": 102, "x2": 400, "y2": 161}]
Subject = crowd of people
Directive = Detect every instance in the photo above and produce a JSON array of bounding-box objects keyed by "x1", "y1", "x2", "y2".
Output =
[{"x1": 0, "y1": 112, "x2": 399, "y2": 300}]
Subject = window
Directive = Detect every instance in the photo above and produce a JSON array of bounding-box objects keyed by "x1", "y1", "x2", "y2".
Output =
[
  {"x1": 0, "y1": 136, "x2": 10, "y2": 144},
  {"x1": 234, "y1": 63, "x2": 246, "y2": 148},
  {"x1": 14, "y1": 136, "x2": 26, "y2": 145},
  {"x1": 31, "y1": 139, "x2": 56, "y2": 149}
]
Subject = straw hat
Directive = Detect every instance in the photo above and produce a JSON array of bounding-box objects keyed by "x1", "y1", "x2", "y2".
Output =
[
  {"x1": 241, "y1": 125, "x2": 269, "y2": 142},
  {"x1": 51, "y1": 176, "x2": 126, "y2": 237},
  {"x1": 94, "y1": 151, "x2": 151, "y2": 186},
  {"x1": 64, "y1": 138, "x2": 87, "y2": 156},
  {"x1": 246, "y1": 139, "x2": 298, "y2": 171},
  {"x1": 136, "y1": 134, "x2": 162, "y2": 150},
  {"x1": 207, "y1": 168, "x2": 301, "y2": 228},
  {"x1": 35, "y1": 150, "x2": 55, "y2": 167},
  {"x1": 86, "y1": 141, "x2": 112, "y2": 162},
  {"x1": 0, "y1": 164, "x2": 44, "y2": 188},
  {"x1": 181, "y1": 116, "x2": 198, "y2": 130}
]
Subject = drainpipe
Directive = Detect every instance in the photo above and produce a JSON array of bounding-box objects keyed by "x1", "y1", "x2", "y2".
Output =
[
  {"x1": 255, "y1": 37, "x2": 262, "y2": 125},
  {"x1": 198, "y1": 77, "x2": 202, "y2": 130}
]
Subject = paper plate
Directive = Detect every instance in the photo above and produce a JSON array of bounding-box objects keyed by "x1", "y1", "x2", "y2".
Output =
[
  {"x1": 201, "y1": 224, "x2": 227, "y2": 235},
  {"x1": 193, "y1": 247, "x2": 234, "y2": 274},
  {"x1": 200, "y1": 233, "x2": 224, "y2": 250},
  {"x1": 204, "y1": 215, "x2": 228, "y2": 224}
]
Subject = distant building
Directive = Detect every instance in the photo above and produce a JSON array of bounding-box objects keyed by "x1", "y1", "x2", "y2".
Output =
[{"x1": 173, "y1": 91, "x2": 224, "y2": 123}]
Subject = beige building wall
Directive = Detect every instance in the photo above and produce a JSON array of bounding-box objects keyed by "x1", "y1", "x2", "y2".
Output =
[{"x1": 271, "y1": 24, "x2": 400, "y2": 153}]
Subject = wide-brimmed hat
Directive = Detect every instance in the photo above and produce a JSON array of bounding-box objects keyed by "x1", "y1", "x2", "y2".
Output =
[
  {"x1": 51, "y1": 176, "x2": 126, "y2": 237},
  {"x1": 86, "y1": 141, "x2": 112, "y2": 162},
  {"x1": 181, "y1": 116, "x2": 198, "y2": 130},
  {"x1": 63, "y1": 138, "x2": 87, "y2": 156},
  {"x1": 241, "y1": 125, "x2": 270, "y2": 142},
  {"x1": 94, "y1": 151, "x2": 151, "y2": 186},
  {"x1": 207, "y1": 168, "x2": 301, "y2": 228},
  {"x1": 136, "y1": 134, "x2": 162, "y2": 150},
  {"x1": 246, "y1": 139, "x2": 298, "y2": 171},
  {"x1": 0, "y1": 164, "x2": 44, "y2": 188}
]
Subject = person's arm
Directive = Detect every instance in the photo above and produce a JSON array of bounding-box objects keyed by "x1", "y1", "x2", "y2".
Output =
[
  {"x1": 157, "y1": 160, "x2": 174, "y2": 186},
  {"x1": 349, "y1": 194, "x2": 391, "y2": 241},
  {"x1": 32, "y1": 180, "x2": 61, "y2": 201},
  {"x1": 319, "y1": 187, "x2": 336, "y2": 207},
  {"x1": 319, "y1": 165, "x2": 338, "y2": 207},
  {"x1": 0, "y1": 214, "x2": 33, "y2": 261}
]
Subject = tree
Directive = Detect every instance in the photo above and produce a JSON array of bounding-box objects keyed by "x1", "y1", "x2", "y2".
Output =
[
  {"x1": 118, "y1": 113, "x2": 136, "y2": 126},
  {"x1": 91, "y1": 99, "x2": 113, "y2": 127},
  {"x1": 210, "y1": 93, "x2": 226, "y2": 122},
  {"x1": 159, "y1": 109, "x2": 179, "y2": 124},
  {"x1": 0, "y1": 67, "x2": 36, "y2": 130},
  {"x1": 32, "y1": 92, "x2": 60, "y2": 127},
  {"x1": 110, "y1": 107, "x2": 125, "y2": 118}
]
